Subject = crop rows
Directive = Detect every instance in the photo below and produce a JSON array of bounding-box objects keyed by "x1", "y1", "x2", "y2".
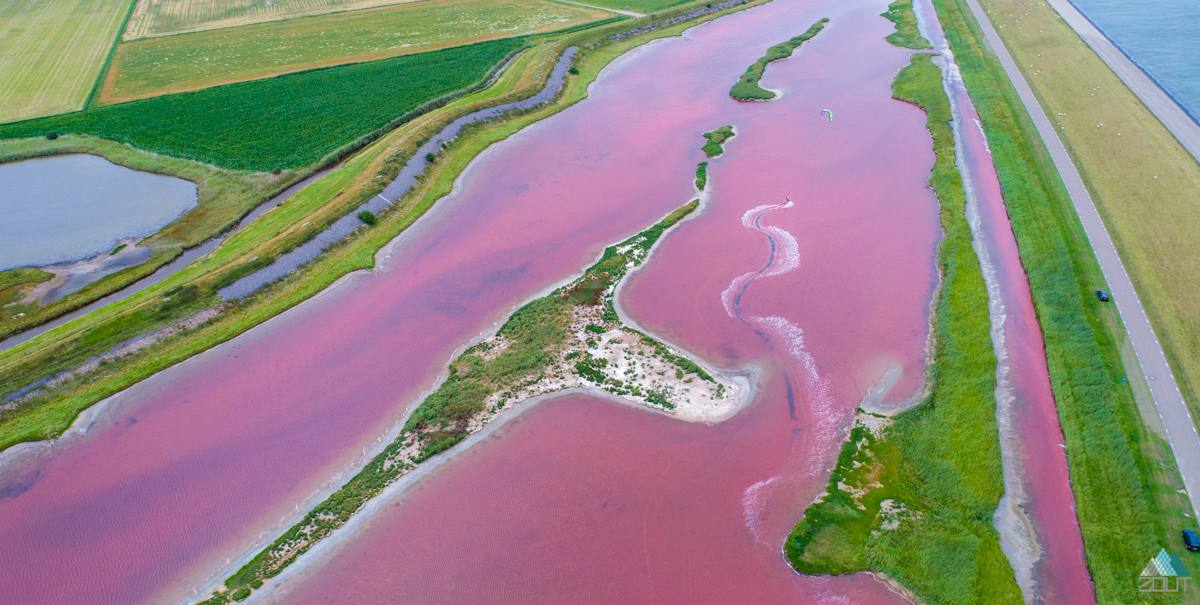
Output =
[{"x1": 0, "y1": 38, "x2": 524, "y2": 172}]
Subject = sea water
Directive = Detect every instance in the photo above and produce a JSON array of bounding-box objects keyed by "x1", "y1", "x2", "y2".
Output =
[{"x1": 1068, "y1": 0, "x2": 1200, "y2": 124}]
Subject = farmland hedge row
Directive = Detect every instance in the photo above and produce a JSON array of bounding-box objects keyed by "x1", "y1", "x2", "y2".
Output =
[{"x1": 0, "y1": 38, "x2": 524, "y2": 172}]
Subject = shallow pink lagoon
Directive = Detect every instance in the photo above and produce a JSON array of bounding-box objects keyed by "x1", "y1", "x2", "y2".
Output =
[
  {"x1": 269, "y1": 0, "x2": 939, "y2": 603},
  {"x1": 0, "y1": 0, "x2": 1090, "y2": 603}
]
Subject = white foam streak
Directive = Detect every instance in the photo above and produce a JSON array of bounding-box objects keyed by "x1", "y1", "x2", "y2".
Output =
[
  {"x1": 740, "y1": 476, "x2": 776, "y2": 542},
  {"x1": 761, "y1": 225, "x2": 799, "y2": 277},
  {"x1": 721, "y1": 271, "x2": 756, "y2": 317}
]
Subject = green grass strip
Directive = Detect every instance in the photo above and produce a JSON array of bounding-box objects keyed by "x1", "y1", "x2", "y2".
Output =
[
  {"x1": 730, "y1": 18, "x2": 828, "y2": 101},
  {"x1": 0, "y1": 269, "x2": 54, "y2": 293},
  {"x1": 84, "y1": 0, "x2": 139, "y2": 109},
  {"x1": 933, "y1": 0, "x2": 1167, "y2": 600},
  {"x1": 784, "y1": 52, "x2": 1022, "y2": 604}
]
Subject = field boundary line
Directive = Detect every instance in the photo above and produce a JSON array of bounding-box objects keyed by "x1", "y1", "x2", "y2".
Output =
[
  {"x1": 548, "y1": 0, "x2": 645, "y2": 18},
  {"x1": 85, "y1": 0, "x2": 139, "y2": 109}
]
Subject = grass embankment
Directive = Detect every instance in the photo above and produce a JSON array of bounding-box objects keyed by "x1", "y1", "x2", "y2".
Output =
[
  {"x1": 203, "y1": 200, "x2": 702, "y2": 604},
  {"x1": 936, "y1": 0, "x2": 1196, "y2": 600},
  {"x1": 979, "y1": 0, "x2": 1200, "y2": 564},
  {"x1": 0, "y1": 38, "x2": 525, "y2": 171},
  {"x1": 882, "y1": 0, "x2": 931, "y2": 50},
  {"x1": 101, "y1": 0, "x2": 612, "y2": 103},
  {"x1": 729, "y1": 18, "x2": 827, "y2": 101},
  {"x1": 0, "y1": 0, "x2": 769, "y2": 452},
  {"x1": 785, "y1": 52, "x2": 1021, "y2": 604},
  {"x1": 0, "y1": 136, "x2": 293, "y2": 339},
  {"x1": 0, "y1": 0, "x2": 133, "y2": 122}
]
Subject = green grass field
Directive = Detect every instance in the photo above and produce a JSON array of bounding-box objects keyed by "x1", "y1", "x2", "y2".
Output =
[
  {"x1": 0, "y1": 0, "x2": 133, "y2": 123},
  {"x1": 124, "y1": 0, "x2": 422, "y2": 39},
  {"x1": 785, "y1": 51, "x2": 1022, "y2": 605},
  {"x1": 0, "y1": 38, "x2": 525, "y2": 171},
  {"x1": 103, "y1": 0, "x2": 608, "y2": 103}
]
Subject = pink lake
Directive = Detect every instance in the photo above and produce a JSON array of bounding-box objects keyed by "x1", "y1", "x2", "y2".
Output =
[
  {"x1": 265, "y1": 0, "x2": 939, "y2": 602},
  {"x1": 0, "y1": 0, "x2": 1091, "y2": 603}
]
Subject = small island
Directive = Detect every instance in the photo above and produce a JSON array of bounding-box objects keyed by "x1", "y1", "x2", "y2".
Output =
[{"x1": 730, "y1": 18, "x2": 829, "y2": 101}]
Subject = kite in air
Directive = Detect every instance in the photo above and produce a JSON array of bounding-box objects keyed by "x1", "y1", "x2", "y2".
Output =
[{"x1": 822, "y1": 109, "x2": 834, "y2": 122}]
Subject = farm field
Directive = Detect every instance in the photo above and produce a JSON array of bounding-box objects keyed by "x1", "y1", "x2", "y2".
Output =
[
  {"x1": 1, "y1": 38, "x2": 525, "y2": 171},
  {"x1": 102, "y1": 0, "x2": 609, "y2": 103},
  {"x1": 975, "y1": 0, "x2": 1200, "y2": 435},
  {"x1": 124, "y1": 0, "x2": 418, "y2": 39},
  {"x1": 565, "y1": 0, "x2": 687, "y2": 12},
  {"x1": 0, "y1": 0, "x2": 133, "y2": 123}
]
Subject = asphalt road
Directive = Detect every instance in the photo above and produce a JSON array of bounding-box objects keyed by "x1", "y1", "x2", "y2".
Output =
[{"x1": 961, "y1": 0, "x2": 1200, "y2": 521}]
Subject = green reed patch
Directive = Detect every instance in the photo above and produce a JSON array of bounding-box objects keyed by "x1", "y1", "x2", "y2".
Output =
[
  {"x1": 784, "y1": 53, "x2": 1022, "y2": 604},
  {"x1": 730, "y1": 18, "x2": 828, "y2": 101}
]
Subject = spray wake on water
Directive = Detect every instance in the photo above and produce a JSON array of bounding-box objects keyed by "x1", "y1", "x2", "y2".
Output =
[{"x1": 727, "y1": 200, "x2": 843, "y2": 540}]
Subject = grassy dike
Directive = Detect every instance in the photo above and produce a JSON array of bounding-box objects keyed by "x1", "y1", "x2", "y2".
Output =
[
  {"x1": 784, "y1": 52, "x2": 1021, "y2": 604},
  {"x1": 203, "y1": 199, "x2": 707, "y2": 604},
  {"x1": 0, "y1": 1, "x2": 769, "y2": 447},
  {"x1": 729, "y1": 18, "x2": 827, "y2": 101},
  {"x1": 976, "y1": 0, "x2": 1200, "y2": 436},
  {"x1": 933, "y1": 0, "x2": 1190, "y2": 601}
]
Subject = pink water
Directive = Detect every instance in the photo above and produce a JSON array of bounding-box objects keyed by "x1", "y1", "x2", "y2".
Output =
[
  {"x1": 0, "y1": 0, "x2": 1088, "y2": 603},
  {"x1": 267, "y1": 0, "x2": 941, "y2": 602},
  {"x1": 911, "y1": 0, "x2": 1097, "y2": 599}
]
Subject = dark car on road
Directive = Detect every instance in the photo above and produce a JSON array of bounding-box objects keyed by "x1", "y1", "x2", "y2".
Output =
[
  {"x1": 1184, "y1": 529, "x2": 1200, "y2": 552},
  {"x1": 1097, "y1": 290, "x2": 1110, "y2": 302}
]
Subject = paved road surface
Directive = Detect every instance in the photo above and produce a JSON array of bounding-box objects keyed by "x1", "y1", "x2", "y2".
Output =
[
  {"x1": 1043, "y1": 0, "x2": 1200, "y2": 162},
  {"x1": 961, "y1": 0, "x2": 1200, "y2": 521}
]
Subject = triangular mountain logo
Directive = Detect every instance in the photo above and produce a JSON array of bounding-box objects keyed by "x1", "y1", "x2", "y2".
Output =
[{"x1": 1141, "y1": 549, "x2": 1190, "y2": 577}]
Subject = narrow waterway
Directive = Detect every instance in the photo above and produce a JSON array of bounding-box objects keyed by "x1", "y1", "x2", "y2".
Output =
[
  {"x1": 250, "y1": 0, "x2": 941, "y2": 602},
  {"x1": 915, "y1": 0, "x2": 1096, "y2": 601},
  {"x1": 0, "y1": 0, "x2": 1094, "y2": 603}
]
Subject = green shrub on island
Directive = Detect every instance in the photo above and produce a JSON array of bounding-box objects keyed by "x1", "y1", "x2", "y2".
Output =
[
  {"x1": 730, "y1": 18, "x2": 828, "y2": 101},
  {"x1": 0, "y1": 39, "x2": 524, "y2": 172},
  {"x1": 701, "y1": 125, "x2": 734, "y2": 157},
  {"x1": 882, "y1": 0, "x2": 932, "y2": 50},
  {"x1": 695, "y1": 162, "x2": 708, "y2": 189}
]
